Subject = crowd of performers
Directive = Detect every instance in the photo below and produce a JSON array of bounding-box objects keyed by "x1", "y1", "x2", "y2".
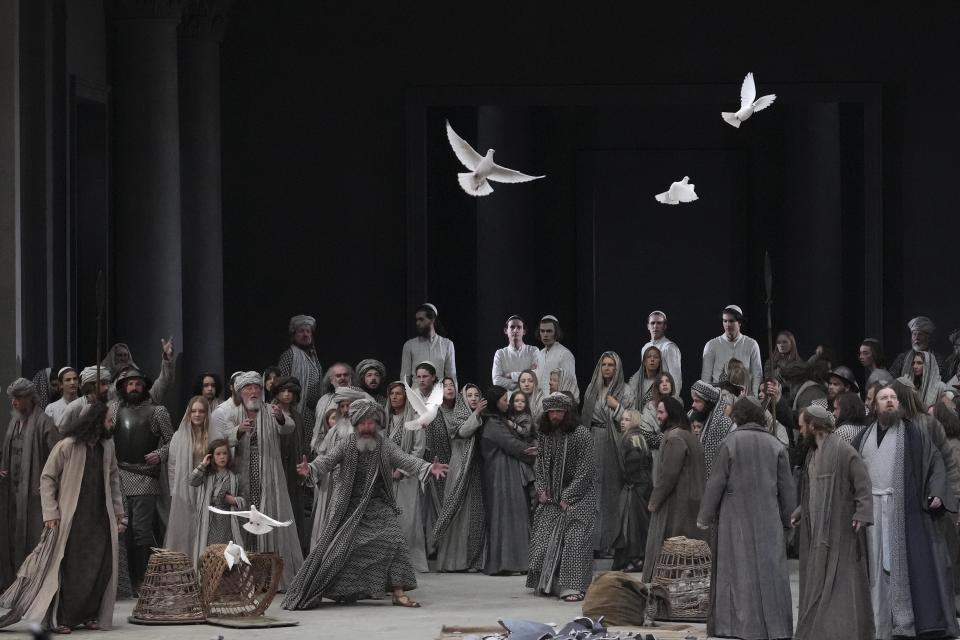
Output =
[{"x1": 2, "y1": 303, "x2": 960, "y2": 639}]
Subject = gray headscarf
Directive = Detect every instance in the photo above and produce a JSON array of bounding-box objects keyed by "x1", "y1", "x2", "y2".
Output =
[
  {"x1": 348, "y1": 398, "x2": 385, "y2": 427},
  {"x1": 234, "y1": 371, "x2": 263, "y2": 393},
  {"x1": 6, "y1": 378, "x2": 35, "y2": 398},
  {"x1": 582, "y1": 351, "x2": 628, "y2": 426}
]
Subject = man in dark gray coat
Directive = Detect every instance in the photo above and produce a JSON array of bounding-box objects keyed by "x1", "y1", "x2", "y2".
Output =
[{"x1": 697, "y1": 397, "x2": 795, "y2": 640}]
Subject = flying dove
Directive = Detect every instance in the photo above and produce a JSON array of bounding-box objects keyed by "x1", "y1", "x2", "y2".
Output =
[
  {"x1": 207, "y1": 504, "x2": 292, "y2": 535},
  {"x1": 403, "y1": 379, "x2": 444, "y2": 431},
  {"x1": 446, "y1": 120, "x2": 544, "y2": 196},
  {"x1": 223, "y1": 540, "x2": 251, "y2": 570},
  {"x1": 655, "y1": 176, "x2": 698, "y2": 205},
  {"x1": 721, "y1": 72, "x2": 776, "y2": 128}
]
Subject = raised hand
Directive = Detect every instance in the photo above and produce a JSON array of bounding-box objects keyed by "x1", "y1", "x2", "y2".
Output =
[
  {"x1": 161, "y1": 336, "x2": 174, "y2": 361},
  {"x1": 429, "y1": 456, "x2": 449, "y2": 479},
  {"x1": 239, "y1": 417, "x2": 254, "y2": 434},
  {"x1": 296, "y1": 455, "x2": 311, "y2": 478},
  {"x1": 474, "y1": 399, "x2": 488, "y2": 415},
  {"x1": 202, "y1": 453, "x2": 212, "y2": 467},
  {"x1": 270, "y1": 404, "x2": 282, "y2": 419}
]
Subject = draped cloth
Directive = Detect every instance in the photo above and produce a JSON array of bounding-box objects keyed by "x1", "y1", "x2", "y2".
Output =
[
  {"x1": 192, "y1": 470, "x2": 246, "y2": 566},
  {"x1": 432, "y1": 387, "x2": 485, "y2": 571},
  {"x1": 0, "y1": 438, "x2": 122, "y2": 630},
  {"x1": 281, "y1": 434, "x2": 431, "y2": 610},
  {"x1": 278, "y1": 345, "x2": 322, "y2": 431},
  {"x1": 581, "y1": 351, "x2": 635, "y2": 552},
  {"x1": 226, "y1": 402, "x2": 303, "y2": 590},
  {"x1": 897, "y1": 350, "x2": 947, "y2": 410},
  {"x1": 699, "y1": 393, "x2": 733, "y2": 480},
  {"x1": 387, "y1": 410, "x2": 428, "y2": 573}
]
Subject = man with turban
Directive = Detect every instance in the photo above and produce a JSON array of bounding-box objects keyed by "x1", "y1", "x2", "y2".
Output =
[
  {"x1": 278, "y1": 315, "x2": 323, "y2": 439},
  {"x1": 889, "y1": 317, "x2": 948, "y2": 382},
  {"x1": 356, "y1": 358, "x2": 387, "y2": 404},
  {"x1": 58, "y1": 366, "x2": 111, "y2": 430},
  {"x1": 226, "y1": 371, "x2": 303, "y2": 590},
  {"x1": 526, "y1": 392, "x2": 597, "y2": 602},
  {"x1": 284, "y1": 399, "x2": 448, "y2": 610},
  {"x1": 0, "y1": 378, "x2": 60, "y2": 589},
  {"x1": 110, "y1": 367, "x2": 173, "y2": 594}
]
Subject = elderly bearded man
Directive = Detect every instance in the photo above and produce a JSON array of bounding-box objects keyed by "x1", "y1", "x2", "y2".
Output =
[
  {"x1": 0, "y1": 379, "x2": 60, "y2": 589},
  {"x1": 278, "y1": 315, "x2": 323, "y2": 436},
  {"x1": 283, "y1": 399, "x2": 448, "y2": 609}
]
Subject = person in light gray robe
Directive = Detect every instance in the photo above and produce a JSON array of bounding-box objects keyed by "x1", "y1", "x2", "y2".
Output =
[
  {"x1": 385, "y1": 381, "x2": 428, "y2": 572},
  {"x1": 225, "y1": 372, "x2": 302, "y2": 590},
  {"x1": 697, "y1": 398, "x2": 796, "y2": 640},
  {"x1": 581, "y1": 351, "x2": 635, "y2": 553}
]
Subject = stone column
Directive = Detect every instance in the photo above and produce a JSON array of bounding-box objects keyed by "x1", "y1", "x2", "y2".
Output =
[
  {"x1": 179, "y1": 0, "x2": 227, "y2": 389},
  {"x1": 111, "y1": 0, "x2": 184, "y2": 379},
  {"x1": 0, "y1": 0, "x2": 20, "y2": 385}
]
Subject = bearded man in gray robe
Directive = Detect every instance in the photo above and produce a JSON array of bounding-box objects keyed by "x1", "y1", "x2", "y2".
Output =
[
  {"x1": 283, "y1": 399, "x2": 448, "y2": 610},
  {"x1": 697, "y1": 397, "x2": 796, "y2": 640},
  {"x1": 792, "y1": 404, "x2": 874, "y2": 640},
  {"x1": 278, "y1": 315, "x2": 323, "y2": 440},
  {"x1": 0, "y1": 379, "x2": 60, "y2": 589},
  {"x1": 226, "y1": 371, "x2": 303, "y2": 590},
  {"x1": 853, "y1": 385, "x2": 959, "y2": 640}
]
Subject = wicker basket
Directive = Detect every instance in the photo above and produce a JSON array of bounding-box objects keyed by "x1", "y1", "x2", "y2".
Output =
[
  {"x1": 647, "y1": 536, "x2": 711, "y2": 622},
  {"x1": 131, "y1": 548, "x2": 206, "y2": 623},
  {"x1": 199, "y1": 544, "x2": 284, "y2": 617}
]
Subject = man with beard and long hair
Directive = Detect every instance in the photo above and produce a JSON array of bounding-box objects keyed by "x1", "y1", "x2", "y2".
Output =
[
  {"x1": 526, "y1": 392, "x2": 597, "y2": 602},
  {"x1": 0, "y1": 401, "x2": 123, "y2": 632},
  {"x1": 284, "y1": 399, "x2": 448, "y2": 609},
  {"x1": 356, "y1": 359, "x2": 387, "y2": 405},
  {"x1": 110, "y1": 367, "x2": 173, "y2": 595},
  {"x1": 851, "y1": 385, "x2": 959, "y2": 640},
  {"x1": 792, "y1": 404, "x2": 873, "y2": 640},
  {"x1": 278, "y1": 315, "x2": 323, "y2": 436},
  {"x1": 0, "y1": 379, "x2": 60, "y2": 589},
  {"x1": 58, "y1": 366, "x2": 111, "y2": 429},
  {"x1": 400, "y1": 303, "x2": 457, "y2": 386}
]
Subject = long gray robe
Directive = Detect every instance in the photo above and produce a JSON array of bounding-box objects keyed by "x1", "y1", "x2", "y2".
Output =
[
  {"x1": 0, "y1": 437, "x2": 122, "y2": 629},
  {"x1": 226, "y1": 402, "x2": 303, "y2": 590},
  {"x1": 0, "y1": 406, "x2": 60, "y2": 589},
  {"x1": 480, "y1": 414, "x2": 534, "y2": 574},
  {"x1": 794, "y1": 432, "x2": 874, "y2": 640},
  {"x1": 281, "y1": 433, "x2": 432, "y2": 610},
  {"x1": 697, "y1": 423, "x2": 796, "y2": 640},
  {"x1": 387, "y1": 410, "x2": 427, "y2": 573},
  {"x1": 163, "y1": 420, "x2": 221, "y2": 557},
  {"x1": 432, "y1": 393, "x2": 485, "y2": 571},
  {"x1": 527, "y1": 425, "x2": 597, "y2": 596},
  {"x1": 190, "y1": 467, "x2": 246, "y2": 566},
  {"x1": 642, "y1": 426, "x2": 705, "y2": 582}
]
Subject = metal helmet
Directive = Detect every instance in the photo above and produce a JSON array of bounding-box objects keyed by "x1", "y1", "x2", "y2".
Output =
[{"x1": 828, "y1": 365, "x2": 859, "y2": 392}]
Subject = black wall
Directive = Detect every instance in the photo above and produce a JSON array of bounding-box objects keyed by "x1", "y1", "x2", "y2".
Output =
[{"x1": 220, "y1": 3, "x2": 960, "y2": 385}]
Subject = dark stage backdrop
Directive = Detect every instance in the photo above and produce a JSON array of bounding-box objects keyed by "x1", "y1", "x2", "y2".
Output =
[{"x1": 220, "y1": 3, "x2": 959, "y2": 387}]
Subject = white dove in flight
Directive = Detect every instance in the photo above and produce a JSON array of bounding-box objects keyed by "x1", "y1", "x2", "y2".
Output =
[
  {"x1": 223, "y1": 540, "x2": 251, "y2": 570},
  {"x1": 445, "y1": 120, "x2": 545, "y2": 196},
  {"x1": 655, "y1": 176, "x2": 698, "y2": 205},
  {"x1": 207, "y1": 504, "x2": 292, "y2": 535},
  {"x1": 403, "y1": 379, "x2": 443, "y2": 431},
  {"x1": 721, "y1": 72, "x2": 776, "y2": 128}
]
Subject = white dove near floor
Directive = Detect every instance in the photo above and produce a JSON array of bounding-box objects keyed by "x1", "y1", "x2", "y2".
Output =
[
  {"x1": 207, "y1": 504, "x2": 292, "y2": 535},
  {"x1": 655, "y1": 176, "x2": 698, "y2": 205},
  {"x1": 721, "y1": 72, "x2": 776, "y2": 128},
  {"x1": 223, "y1": 540, "x2": 251, "y2": 570},
  {"x1": 403, "y1": 379, "x2": 444, "y2": 431},
  {"x1": 445, "y1": 120, "x2": 545, "y2": 196}
]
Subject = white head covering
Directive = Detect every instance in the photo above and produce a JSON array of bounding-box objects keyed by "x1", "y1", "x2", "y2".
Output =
[
  {"x1": 79, "y1": 366, "x2": 110, "y2": 386},
  {"x1": 234, "y1": 371, "x2": 263, "y2": 392},
  {"x1": 289, "y1": 315, "x2": 316, "y2": 333}
]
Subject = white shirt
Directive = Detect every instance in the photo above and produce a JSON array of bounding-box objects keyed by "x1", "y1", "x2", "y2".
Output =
[
  {"x1": 44, "y1": 397, "x2": 72, "y2": 426},
  {"x1": 701, "y1": 333, "x2": 763, "y2": 396},
  {"x1": 536, "y1": 342, "x2": 577, "y2": 396},
  {"x1": 492, "y1": 343, "x2": 539, "y2": 390},
  {"x1": 640, "y1": 336, "x2": 682, "y2": 394},
  {"x1": 401, "y1": 334, "x2": 457, "y2": 385}
]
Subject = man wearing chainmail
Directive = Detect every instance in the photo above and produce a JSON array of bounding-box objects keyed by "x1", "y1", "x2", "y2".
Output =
[
  {"x1": 527, "y1": 392, "x2": 597, "y2": 602},
  {"x1": 278, "y1": 314, "x2": 323, "y2": 442},
  {"x1": 226, "y1": 371, "x2": 303, "y2": 590},
  {"x1": 110, "y1": 367, "x2": 173, "y2": 595},
  {"x1": 852, "y1": 385, "x2": 958, "y2": 640},
  {"x1": 0, "y1": 379, "x2": 60, "y2": 589},
  {"x1": 356, "y1": 359, "x2": 387, "y2": 405},
  {"x1": 283, "y1": 399, "x2": 448, "y2": 609}
]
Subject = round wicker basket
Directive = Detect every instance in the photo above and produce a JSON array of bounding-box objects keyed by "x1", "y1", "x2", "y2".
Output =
[
  {"x1": 130, "y1": 548, "x2": 206, "y2": 623},
  {"x1": 647, "y1": 535, "x2": 711, "y2": 622},
  {"x1": 198, "y1": 544, "x2": 284, "y2": 618}
]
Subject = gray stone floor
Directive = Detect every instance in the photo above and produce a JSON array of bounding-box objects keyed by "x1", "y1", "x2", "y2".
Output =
[{"x1": 0, "y1": 561, "x2": 800, "y2": 640}]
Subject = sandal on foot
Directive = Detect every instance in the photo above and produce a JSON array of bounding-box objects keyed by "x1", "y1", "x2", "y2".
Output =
[
  {"x1": 51, "y1": 626, "x2": 72, "y2": 634},
  {"x1": 391, "y1": 594, "x2": 421, "y2": 608},
  {"x1": 560, "y1": 592, "x2": 585, "y2": 602},
  {"x1": 84, "y1": 621, "x2": 102, "y2": 630}
]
